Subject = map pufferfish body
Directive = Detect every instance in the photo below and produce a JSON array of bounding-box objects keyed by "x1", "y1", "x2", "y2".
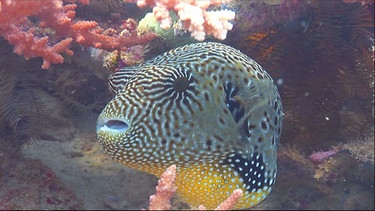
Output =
[{"x1": 96, "y1": 42, "x2": 283, "y2": 209}]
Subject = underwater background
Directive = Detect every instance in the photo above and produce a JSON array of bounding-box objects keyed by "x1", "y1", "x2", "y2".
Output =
[{"x1": 0, "y1": 0, "x2": 374, "y2": 209}]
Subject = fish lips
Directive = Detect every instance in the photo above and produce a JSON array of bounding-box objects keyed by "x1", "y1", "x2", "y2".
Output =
[{"x1": 96, "y1": 116, "x2": 130, "y2": 134}]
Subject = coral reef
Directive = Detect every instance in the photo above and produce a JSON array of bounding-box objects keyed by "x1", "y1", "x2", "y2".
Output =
[
  {"x1": 0, "y1": 39, "x2": 49, "y2": 150},
  {"x1": 0, "y1": 0, "x2": 373, "y2": 210},
  {"x1": 0, "y1": 37, "x2": 112, "y2": 150},
  {"x1": 309, "y1": 149, "x2": 339, "y2": 163},
  {"x1": 0, "y1": 151, "x2": 83, "y2": 209},
  {"x1": 91, "y1": 44, "x2": 147, "y2": 72},
  {"x1": 342, "y1": 0, "x2": 374, "y2": 5},
  {"x1": 50, "y1": 45, "x2": 113, "y2": 112},
  {"x1": 278, "y1": 142, "x2": 374, "y2": 192},
  {"x1": 148, "y1": 165, "x2": 177, "y2": 210},
  {"x1": 230, "y1": 0, "x2": 374, "y2": 153},
  {"x1": 127, "y1": 0, "x2": 235, "y2": 41},
  {"x1": 229, "y1": 0, "x2": 308, "y2": 37},
  {"x1": 341, "y1": 133, "x2": 375, "y2": 165},
  {"x1": 0, "y1": 0, "x2": 156, "y2": 69}
]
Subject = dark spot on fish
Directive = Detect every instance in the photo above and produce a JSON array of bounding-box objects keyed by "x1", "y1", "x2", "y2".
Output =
[
  {"x1": 274, "y1": 116, "x2": 278, "y2": 126},
  {"x1": 173, "y1": 77, "x2": 189, "y2": 92},
  {"x1": 261, "y1": 121, "x2": 268, "y2": 130},
  {"x1": 249, "y1": 124, "x2": 256, "y2": 130},
  {"x1": 163, "y1": 121, "x2": 169, "y2": 128},
  {"x1": 274, "y1": 101, "x2": 278, "y2": 111},
  {"x1": 224, "y1": 82, "x2": 244, "y2": 123},
  {"x1": 213, "y1": 134, "x2": 224, "y2": 143},
  {"x1": 256, "y1": 72, "x2": 264, "y2": 79},
  {"x1": 149, "y1": 127, "x2": 155, "y2": 134},
  {"x1": 204, "y1": 93, "x2": 210, "y2": 101},
  {"x1": 238, "y1": 118, "x2": 249, "y2": 137},
  {"x1": 206, "y1": 139, "x2": 212, "y2": 151},
  {"x1": 197, "y1": 101, "x2": 204, "y2": 111}
]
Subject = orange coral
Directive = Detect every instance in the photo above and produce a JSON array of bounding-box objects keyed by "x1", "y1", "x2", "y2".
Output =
[{"x1": 0, "y1": 0, "x2": 156, "y2": 69}]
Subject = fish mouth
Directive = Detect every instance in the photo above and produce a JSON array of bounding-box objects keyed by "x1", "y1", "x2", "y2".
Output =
[{"x1": 96, "y1": 117, "x2": 130, "y2": 134}]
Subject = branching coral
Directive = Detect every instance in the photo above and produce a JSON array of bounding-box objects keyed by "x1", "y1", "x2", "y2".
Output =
[
  {"x1": 0, "y1": 0, "x2": 157, "y2": 69},
  {"x1": 128, "y1": 0, "x2": 235, "y2": 41}
]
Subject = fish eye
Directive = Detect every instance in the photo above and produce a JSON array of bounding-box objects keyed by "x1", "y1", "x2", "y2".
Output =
[{"x1": 173, "y1": 77, "x2": 189, "y2": 92}]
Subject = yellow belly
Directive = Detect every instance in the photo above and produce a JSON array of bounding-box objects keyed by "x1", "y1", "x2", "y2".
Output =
[{"x1": 132, "y1": 161, "x2": 271, "y2": 209}]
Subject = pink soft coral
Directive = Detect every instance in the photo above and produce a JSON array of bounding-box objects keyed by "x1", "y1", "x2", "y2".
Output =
[{"x1": 146, "y1": 165, "x2": 243, "y2": 210}]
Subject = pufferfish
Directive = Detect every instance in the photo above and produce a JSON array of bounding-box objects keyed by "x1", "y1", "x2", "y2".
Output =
[{"x1": 96, "y1": 42, "x2": 283, "y2": 209}]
